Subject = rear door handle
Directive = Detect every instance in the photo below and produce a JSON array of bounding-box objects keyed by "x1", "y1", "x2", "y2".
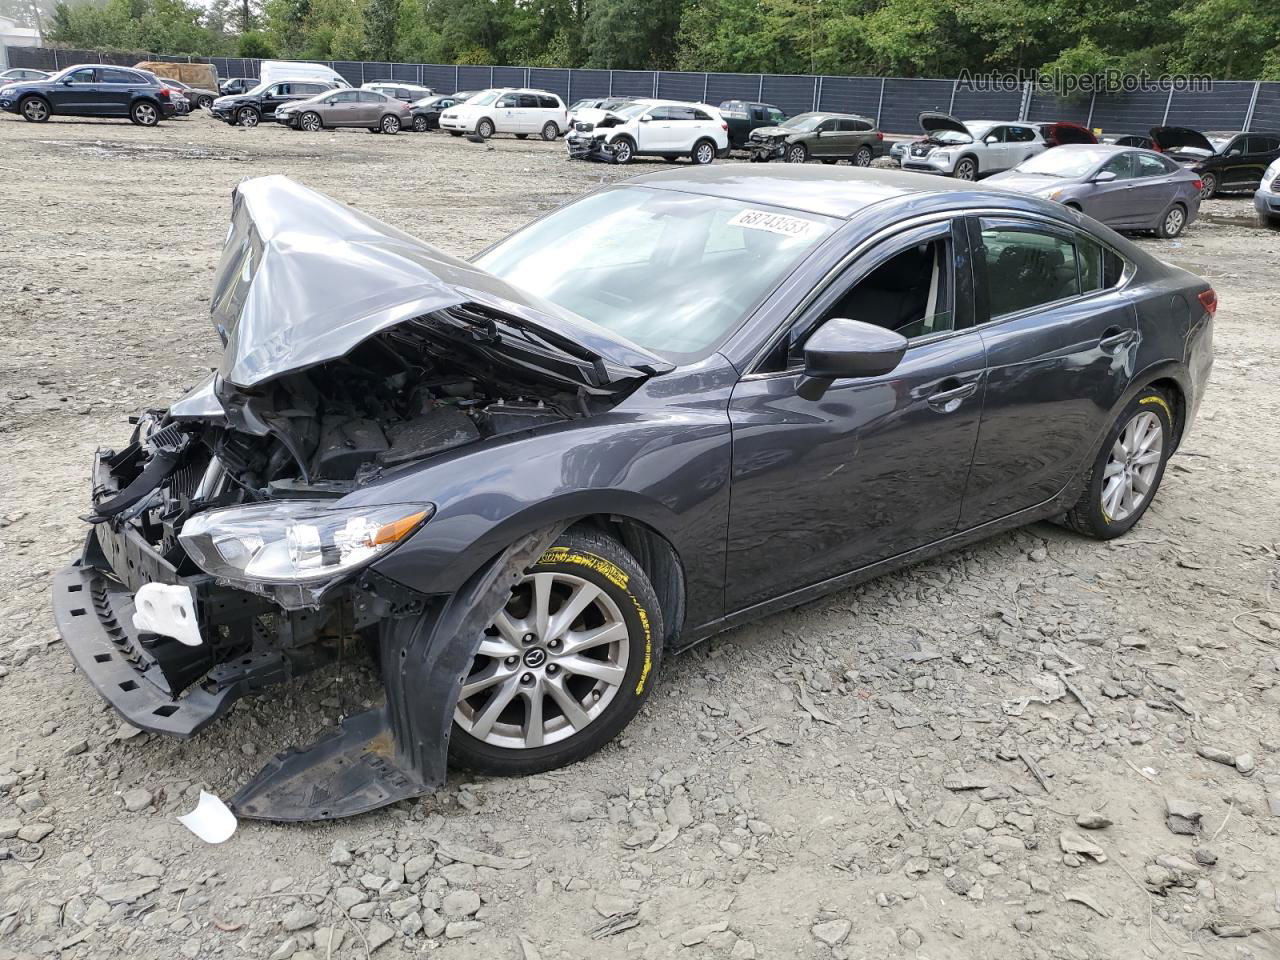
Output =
[
  {"x1": 1099, "y1": 328, "x2": 1137, "y2": 351},
  {"x1": 927, "y1": 380, "x2": 979, "y2": 413}
]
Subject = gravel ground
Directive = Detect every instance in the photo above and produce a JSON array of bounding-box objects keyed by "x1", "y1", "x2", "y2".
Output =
[{"x1": 1, "y1": 112, "x2": 1279, "y2": 960}]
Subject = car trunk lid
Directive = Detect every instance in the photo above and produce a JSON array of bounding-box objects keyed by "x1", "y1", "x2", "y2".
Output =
[{"x1": 212, "y1": 175, "x2": 673, "y2": 392}]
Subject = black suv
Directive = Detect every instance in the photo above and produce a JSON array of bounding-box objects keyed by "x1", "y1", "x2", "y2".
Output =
[
  {"x1": 718, "y1": 100, "x2": 787, "y2": 149},
  {"x1": 0, "y1": 64, "x2": 177, "y2": 126},
  {"x1": 210, "y1": 79, "x2": 341, "y2": 127}
]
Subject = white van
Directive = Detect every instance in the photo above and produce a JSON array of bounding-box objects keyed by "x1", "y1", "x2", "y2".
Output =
[
  {"x1": 257, "y1": 60, "x2": 351, "y2": 90},
  {"x1": 439, "y1": 88, "x2": 569, "y2": 140},
  {"x1": 362, "y1": 81, "x2": 434, "y2": 103}
]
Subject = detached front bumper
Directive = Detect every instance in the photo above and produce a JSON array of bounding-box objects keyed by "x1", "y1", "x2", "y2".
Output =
[{"x1": 52, "y1": 523, "x2": 307, "y2": 737}]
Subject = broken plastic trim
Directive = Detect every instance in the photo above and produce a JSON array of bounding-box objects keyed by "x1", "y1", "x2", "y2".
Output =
[{"x1": 230, "y1": 524, "x2": 565, "y2": 821}]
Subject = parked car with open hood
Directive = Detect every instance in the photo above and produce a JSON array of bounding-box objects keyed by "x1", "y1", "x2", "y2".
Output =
[
  {"x1": 1255, "y1": 157, "x2": 1280, "y2": 227},
  {"x1": 569, "y1": 97, "x2": 636, "y2": 126},
  {"x1": 211, "y1": 78, "x2": 341, "y2": 127},
  {"x1": 901, "y1": 114, "x2": 1045, "y2": 180},
  {"x1": 275, "y1": 87, "x2": 413, "y2": 134},
  {"x1": 989, "y1": 144, "x2": 1201, "y2": 237},
  {"x1": 0, "y1": 64, "x2": 177, "y2": 126},
  {"x1": 1033, "y1": 121, "x2": 1097, "y2": 148},
  {"x1": 1151, "y1": 127, "x2": 1280, "y2": 199},
  {"x1": 719, "y1": 99, "x2": 787, "y2": 149},
  {"x1": 52, "y1": 167, "x2": 1213, "y2": 823},
  {"x1": 408, "y1": 93, "x2": 465, "y2": 131},
  {"x1": 439, "y1": 88, "x2": 569, "y2": 140},
  {"x1": 566, "y1": 100, "x2": 729, "y2": 164},
  {"x1": 747, "y1": 111, "x2": 884, "y2": 165}
]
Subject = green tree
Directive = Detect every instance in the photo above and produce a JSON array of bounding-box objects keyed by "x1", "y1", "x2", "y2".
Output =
[
  {"x1": 363, "y1": 0, "x2": 397, "y2": 60},
  {"x1": 238, "y1": 29, "x2": 276, "y2": 56},
  {"x1": 1173, "y1": 0, "x2": 1280, "y2": 79},
  {"x1": 584, "y1": 0, "x2": 684, "y2": 69}
]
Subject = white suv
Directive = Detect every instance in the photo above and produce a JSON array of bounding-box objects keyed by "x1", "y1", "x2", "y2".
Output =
[
  {"x1": 439, "y1": 88, "x2": 569, "y2": 140},
  {"x1": 566, "y1": 100, "x2": 729, "y2": 165},
  {"x1": 900, "y1": 113, "x2": 1045, "y2": 180}
]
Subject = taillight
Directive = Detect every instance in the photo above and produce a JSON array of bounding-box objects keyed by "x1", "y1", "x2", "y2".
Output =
[
  {"x1": 721, "y1": 121, "x2": 729, "y2": 131},
  {"x1": 1198, "y1": 289, "x2": 1217, "y2": 316},
  {"x1": 1192, "y1": 179, "x2": 1203, "y2": 192},
  {"x1": 1153, "y1": 143, "x2": 1163, "y2": 152}
]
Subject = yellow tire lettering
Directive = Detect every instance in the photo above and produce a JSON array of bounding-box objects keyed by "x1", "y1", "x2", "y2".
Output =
[
  {"x1": 1139, "y1": 394, "x2": 1172, "y2": 421},
  {"x1": 538, "y1": 546, "x2": 653, "y2": 694}
]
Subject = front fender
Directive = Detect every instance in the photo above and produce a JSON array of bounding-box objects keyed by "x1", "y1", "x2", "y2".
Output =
[{"x1": 349, "y1": 365, "x2": 736, "y2": 634}]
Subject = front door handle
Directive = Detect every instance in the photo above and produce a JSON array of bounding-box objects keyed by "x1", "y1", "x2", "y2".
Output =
[
  {"x1": 927, "y1": 380, "x2": 978, "y2": 413},
  {"x1": 1099, "y1": 328, "x2": 1137, "y2": 351}
]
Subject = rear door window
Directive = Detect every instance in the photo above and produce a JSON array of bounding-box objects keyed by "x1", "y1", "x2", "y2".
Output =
[
  {"x1": 978, "y1": 221, "x2": 1082, "y2": 318},
  {"x1": 538, "y1": 95, "x2": 559, "y2": 109},
  {"x1": 100, "y1": 69, "x2": 138, "y2": 84},
  {"x1": 1135, "y1": 153, "x2": 1169, "y2": 177}
]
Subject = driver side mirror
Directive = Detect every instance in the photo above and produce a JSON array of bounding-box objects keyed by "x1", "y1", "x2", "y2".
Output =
[
  {"x1": 798, "y1": 318, "x2": 908, "y2": 401},
  {"x1": 638, "y1": 115, "x2": 651, "y2": 122},
  {"x1": 62, "y1": 76, "x2": 74, "y2": 85},
  {"x1": 1092, "y1": 169, "x2": 1118, "y2": 183}
]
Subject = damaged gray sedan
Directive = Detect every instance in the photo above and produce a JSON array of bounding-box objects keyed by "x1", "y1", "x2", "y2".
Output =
[{"x1": 54, "y1": 168, "x2": 1213, "y2": 821}]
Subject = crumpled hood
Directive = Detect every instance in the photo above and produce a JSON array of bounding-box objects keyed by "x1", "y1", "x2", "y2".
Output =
[
  {"x1": 919, "y1": 112, "x2": 972, "y2": 141},
  {"x1": 748, "y1": 125, "x2": 790, "y2": 140},
  {"x1": 213, "y1": 175, "x2": 672, "y2": 389},
  {"x1": 1150, "y1": 126, "x2": 1215, "y2": 155}
]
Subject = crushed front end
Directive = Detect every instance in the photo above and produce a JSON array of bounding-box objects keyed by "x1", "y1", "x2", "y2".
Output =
[{"x1": 746, "y1": 131, "x2": 787, "y2": 161}]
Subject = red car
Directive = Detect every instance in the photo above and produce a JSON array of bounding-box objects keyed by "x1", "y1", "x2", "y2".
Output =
[{"x1": 1034, "y1": 122, "x2": 1098, "y2": 148}]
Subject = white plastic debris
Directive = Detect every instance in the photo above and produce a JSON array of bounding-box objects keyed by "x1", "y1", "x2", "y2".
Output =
[
  {"x1": 132, "y1": 583, "x2": 203, "y2": 647},
  {"x1": 177, "y1": 791, "x2": 237, "y2": 844}
]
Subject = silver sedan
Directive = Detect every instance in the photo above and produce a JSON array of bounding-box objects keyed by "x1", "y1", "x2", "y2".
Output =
[{"x1": 988, "y1": 144, "x2": 1202, "y2": 238}]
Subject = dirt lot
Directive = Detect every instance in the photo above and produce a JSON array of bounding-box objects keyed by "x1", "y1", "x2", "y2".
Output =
[{"x1": 1, "y1": 112, "x2": 1279, "y2": 960}]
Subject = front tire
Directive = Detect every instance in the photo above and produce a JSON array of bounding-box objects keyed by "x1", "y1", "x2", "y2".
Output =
[
  {"x1": 237, "y1": 106, "x2": 259, "y2": 127},
  {"x1": 610, "y1": 136, "x2": 636, "y2": 164},
  {"x1": 19, "y1": 96, "x2": 49, "y2": 122},
  {"x1": 1199, "y1": 172, "x2": 1217, "y2": 200},
  {"x1": 196, "y1": 95, "x2": 214, "y2": 110},
  {"x1": 786, "y1": 143, "x2": 808, "y2": 164},
  {"x1": 1063, "y1": 387, "x2": 1173, "y2": 539},
  {"x1": 691, "y1": 138, "x2": 716, "y2": 165},
  {"x1": 476, "y1": 117, "x2": 495, "y2": 139},
  {"x1": 448, "y1": 529, "x2": 662, "y2": 776},
  {"x1": 953, "y1": 157, "x2": 978, "y2": 181},
  {"x1": 1157, "y1": 202, "x2": 1187, "y2": 238},
  {"x1": 412, "y1": 115, "x2": 429, "y2": 132},
  {"x1": 299, "y1": 111, "x2": 322, "y2": 132}
]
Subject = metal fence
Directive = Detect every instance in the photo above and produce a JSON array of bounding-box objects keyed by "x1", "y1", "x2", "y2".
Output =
[{"x1": 9, "y1": 45, "x2": 1280, "y2": 135}]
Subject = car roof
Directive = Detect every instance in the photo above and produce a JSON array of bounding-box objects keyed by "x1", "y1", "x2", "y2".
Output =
[{"x1": 627, "y1": 164, "x2": 1065, "y2": 220}]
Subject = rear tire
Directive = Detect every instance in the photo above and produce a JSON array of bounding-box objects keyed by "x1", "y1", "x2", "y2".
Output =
[
  {"x1": 1157, "y1": 202, "x2": 1187, "y2": 238},
  {"x1": 1063, "y1": 387, "x2": 1173, "y2": 540},
  {"x1": 130, "y1": 100, "x2": 160, "y2": 126},
  {"x1": 1199, "y1": 172, "x2": 1217, "y2": 200},
  {"x1": 196, "y1": 95, "x2": 214, "y2": 110},
  {"x1": 19, "y1": 96, "x2": 49, "y2": 123},
  {"x1": 236, "y1": 106, "x2": 259, "y2": 127},
  {"x1": 854, "y1": 145, "x2": 873, "y2": 166},
  {"x1": 541, "y1": 121, "x2": 559, "y2": 141},
  {"x1": 448, "y1": 529, "x2": 662, "y2": 777},
  {"x1": 380, "y1": 114, "x2": 400, "y2": 134},
  {"x1": 691, "y1": 138, "x2": 716, "y2": 165}
]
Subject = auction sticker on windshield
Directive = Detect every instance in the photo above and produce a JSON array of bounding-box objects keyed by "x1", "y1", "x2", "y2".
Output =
[{"x1": 728, "y1": 209, "x2": 825, "y2": 239}]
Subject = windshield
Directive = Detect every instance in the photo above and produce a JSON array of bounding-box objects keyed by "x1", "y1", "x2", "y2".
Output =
[
  {"x1": 474, "y1": 186, "x2": 835, "y2": 363},
  {"x1": 1014, "y1": 147, "x2": 1111, "y2": 178},
  {"x1": 613, "y1": 102, "x2": 650, "y2": 119},
  {"x1": 469, "y1": 91, "x2": 499, "y2": 106},
  {"x1": 781, "y1": 114, "x2": 824, "y2": 132}
]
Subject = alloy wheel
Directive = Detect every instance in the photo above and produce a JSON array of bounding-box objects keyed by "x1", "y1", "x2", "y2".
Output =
[
  {"x1": 541, "y1": 121, "x2": 558, "y2": 141},
  {"x1": 694, "y1": 141, "x2": 714, "y2": 164},
  {"x1": 21, "y1": 98, "x2": 48, "y2": 122},
  {"x1": 300, "y1": 112, "x2": 321, "y2": 132},
  {"x1": 787, "y1": 145, "x2": 807, "y2": 163},
  {"x1": 1163, "y1": 206, "x2": 1185, "y2": 237},
  {"x1": 454, "y1": 571, "x2": 631, "y2": 750},
  {"x1": 855, "y1": 146, "x2": 872, "y2": 166},
  {"x1": 954, "y1": 159, "x2": 977, "y2": 180},
  {"x1": 413, "y1": 116, "x2": 428, "y2": 132},
  {"x1": 238, "y1": 107, "x2": 258, "y2": 127},
  {"x1": 134, "y1": 103, "x2": 158, "y2": 126},
  {"x1": 1199, "y1": 174, "x2": 1216, "y2": 200},
  {"x1": 612, "y1": 139, "x2": 633, "y2": 164},
  {"x1": 382, "y1": 115, "x2": 400, "y2": 134},
  {"x1": 477, "y1": 119, "x2": 494, "y2": 138},
  {"x1": 1101, "y1": 410, "x2": 1163, "y2": 523}
]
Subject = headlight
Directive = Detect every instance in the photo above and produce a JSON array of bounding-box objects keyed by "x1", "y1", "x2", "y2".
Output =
[
  {"x1": 1048, "y1": 189, "x2": 1065, "y2": 201},
  {"x1": 1263, "y1": 164, "x2": 1280, "y2": 189},
  {"x1": 179, "y1": 501, "x2": 433, "y2": 585}
]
